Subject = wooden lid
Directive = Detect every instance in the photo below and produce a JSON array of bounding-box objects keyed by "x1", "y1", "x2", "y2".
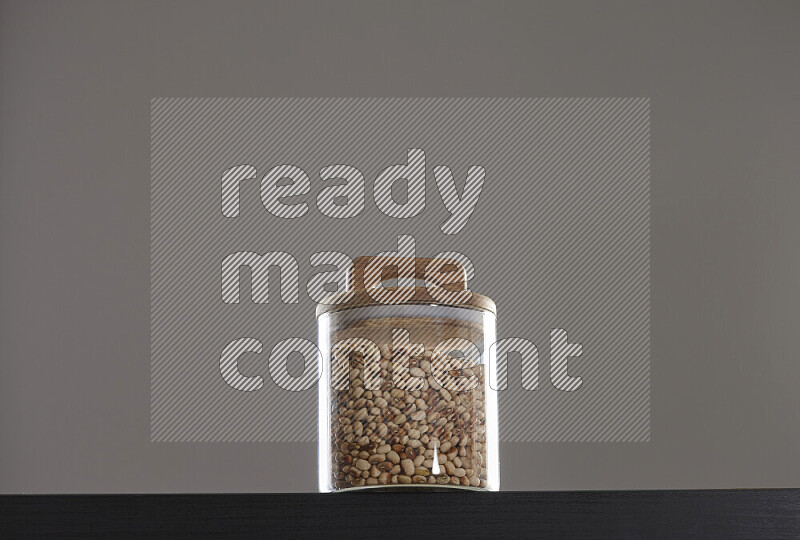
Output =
[{"x1": 315, "y1": 256, "x2": 496, "y2": 317}]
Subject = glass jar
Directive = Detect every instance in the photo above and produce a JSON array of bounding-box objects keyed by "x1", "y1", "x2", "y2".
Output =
[{"x1": 317, "y1": 256, "x2": 499, "y2": 492}]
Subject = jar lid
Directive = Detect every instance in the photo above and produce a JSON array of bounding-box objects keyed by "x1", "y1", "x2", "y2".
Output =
[{"x1": 315, "y1": 256, "x2": 496, "y2": 317}]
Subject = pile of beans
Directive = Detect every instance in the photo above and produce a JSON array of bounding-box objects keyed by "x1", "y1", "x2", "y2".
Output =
[{"x1": 330, "y1": 344, "x2": 487, "y2": 490}]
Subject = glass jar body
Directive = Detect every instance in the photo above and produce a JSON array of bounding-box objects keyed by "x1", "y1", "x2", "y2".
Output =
[{"x1": 318, "y1": 304, "x2": 499, "y2": 492}]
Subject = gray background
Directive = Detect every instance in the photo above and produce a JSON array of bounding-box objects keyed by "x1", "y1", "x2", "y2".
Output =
[{"x1": 1, "y1": 0, "x2": 798, "y2": 492}]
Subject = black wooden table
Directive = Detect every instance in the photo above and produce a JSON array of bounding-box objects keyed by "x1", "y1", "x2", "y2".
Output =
[{"x1": 3, "y1": 490, "x2": 799, "y2": 538}]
